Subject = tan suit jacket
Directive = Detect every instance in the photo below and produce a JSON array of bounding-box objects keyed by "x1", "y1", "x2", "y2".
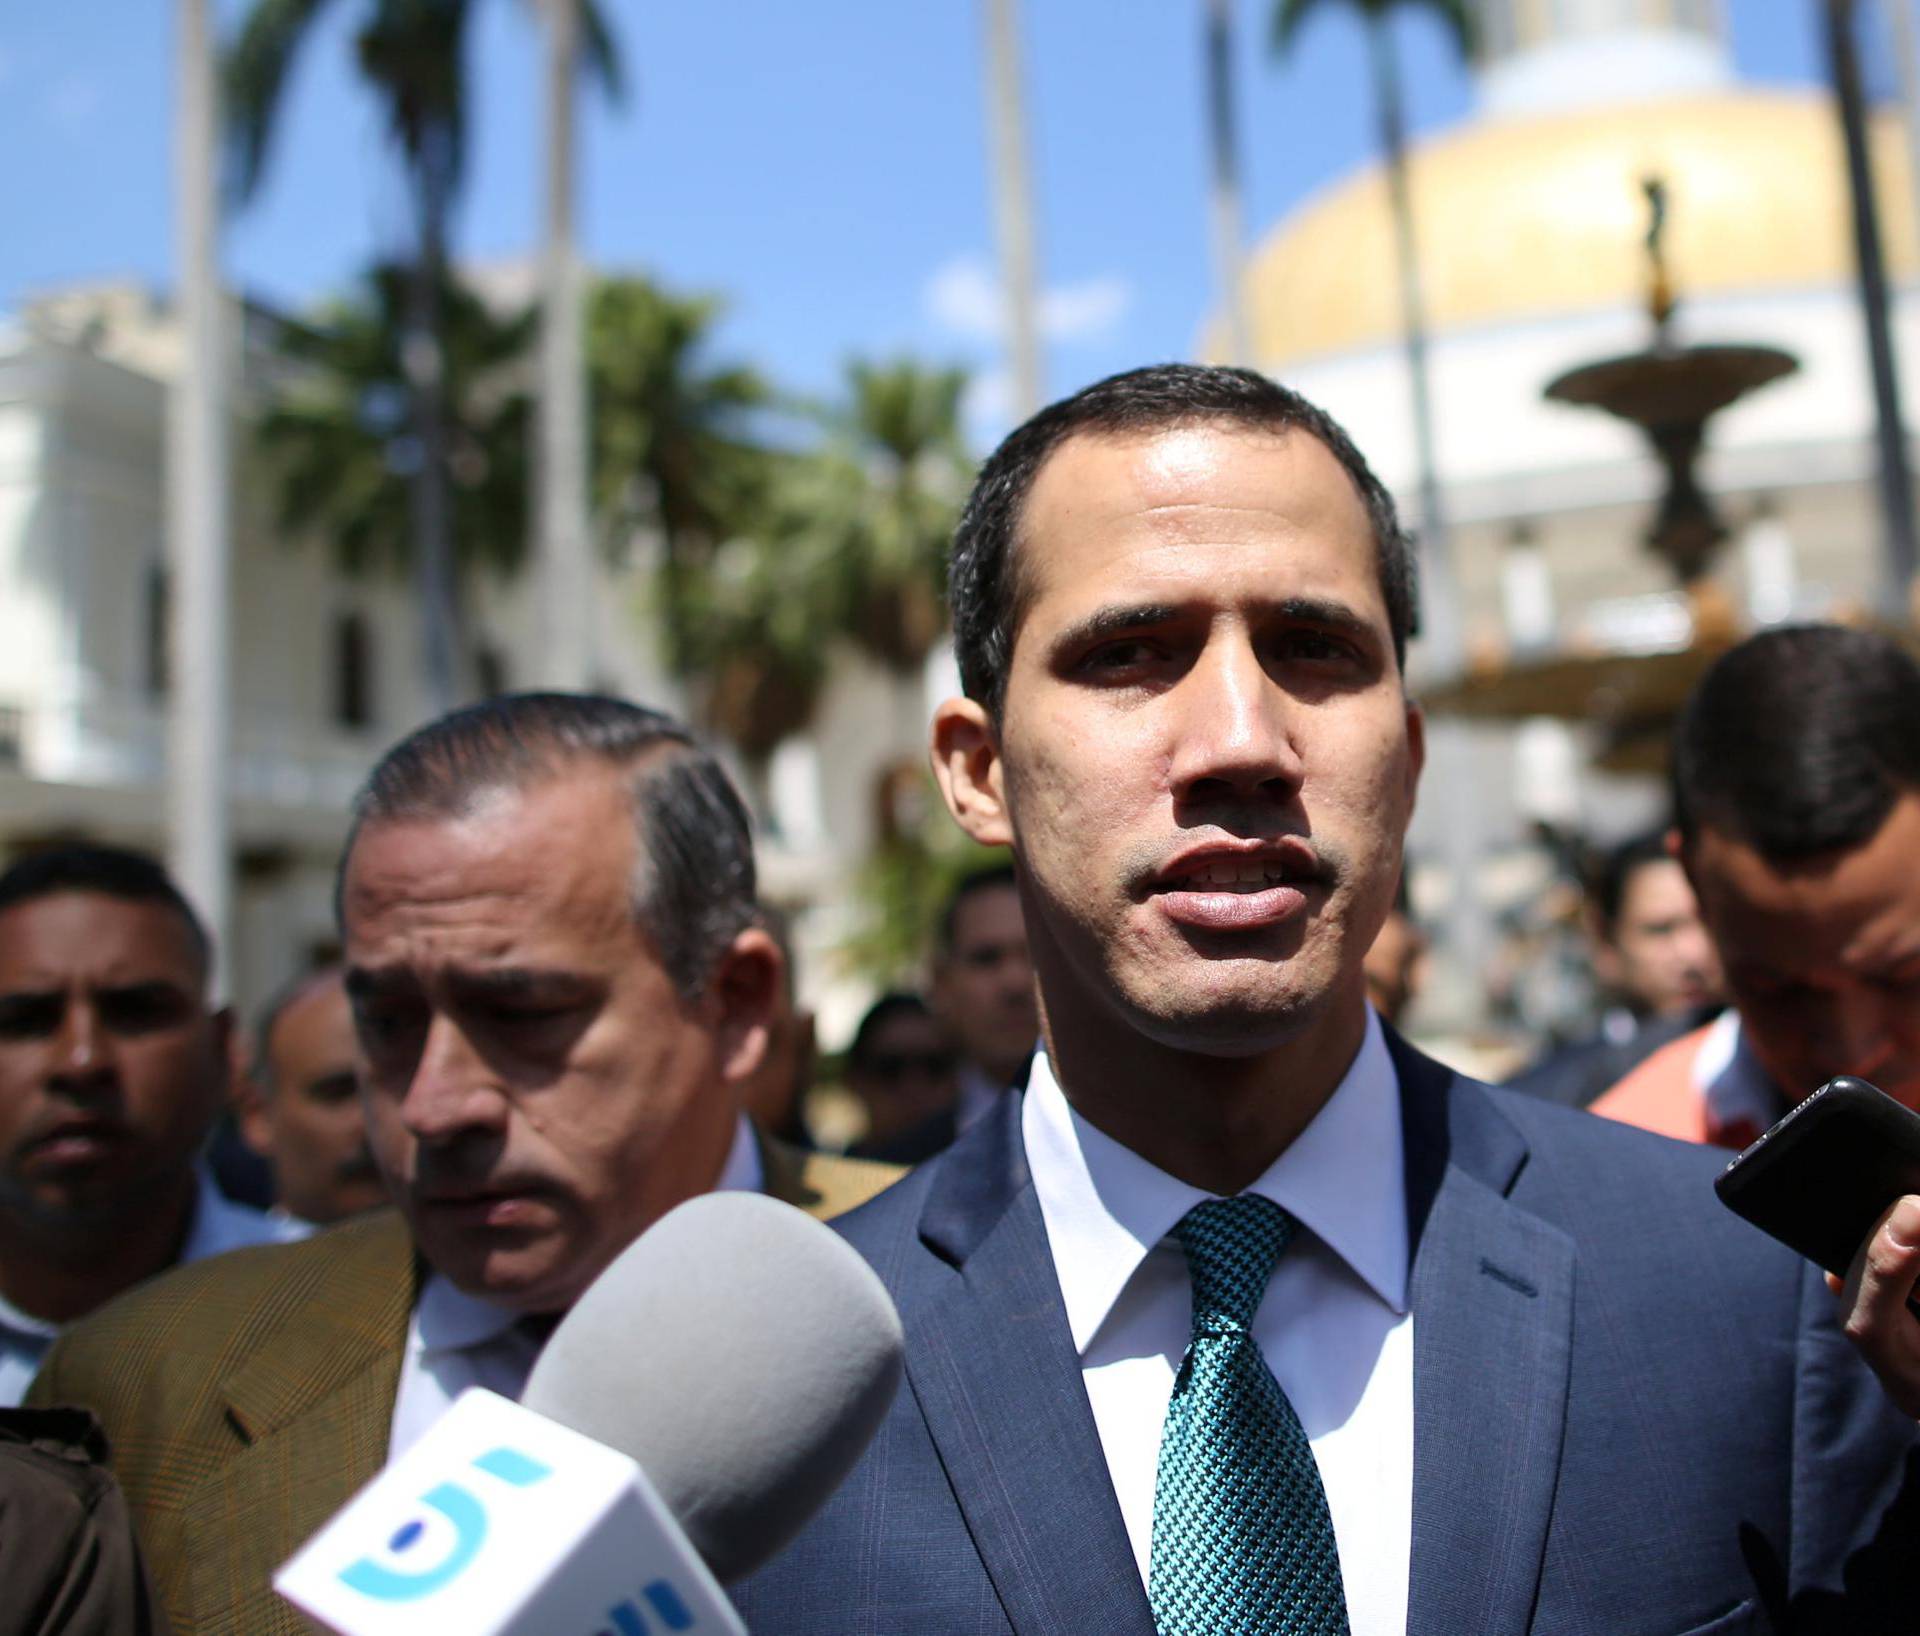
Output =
[{"x1": 27, "y1": 1140, "x2": 899, "y2": 1636}]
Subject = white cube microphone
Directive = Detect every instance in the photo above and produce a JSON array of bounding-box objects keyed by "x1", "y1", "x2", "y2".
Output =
[
  {"x1": 275, "y1": 1191, "x2": 905, "y2": 1635},
  {"x1": 276, "y1": 1386, "x2": 740, "y2": 1636}
]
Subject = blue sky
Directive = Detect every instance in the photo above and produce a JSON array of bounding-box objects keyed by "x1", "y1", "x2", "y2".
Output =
[{"x1": 0, "y1": 3, "x2": 1854, "y2": 444}]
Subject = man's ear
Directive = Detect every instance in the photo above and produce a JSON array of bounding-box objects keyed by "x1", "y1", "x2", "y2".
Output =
[
  {"x1": 709, "y1": 926, "x2": 783, "y2": 1088},
  {"x1": 931, "y1": 697, "x2": 1014, "y2": 848}
]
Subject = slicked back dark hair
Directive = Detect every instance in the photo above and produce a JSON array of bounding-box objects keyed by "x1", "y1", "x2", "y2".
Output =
[
  {"x1": 0, "y1": 842, "x2": 211, "y2": 982},
  {"x1": 1673, "y1": 624, "x2": 1920, "y2": 860},
  {"x1": 950, "y1": 363, "x2": 1419, "y2": 716},
  {"x1": 343, "y1": 693, "x2": 757, "y2": 998}
]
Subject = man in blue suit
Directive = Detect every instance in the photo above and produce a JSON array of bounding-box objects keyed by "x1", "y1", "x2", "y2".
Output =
[{"x1": 737, "y1": 365, "x2": 1920, "y2": 1635}]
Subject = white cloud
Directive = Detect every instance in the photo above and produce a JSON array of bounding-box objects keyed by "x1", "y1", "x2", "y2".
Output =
[
  {"x1": 924, "y1": 253, "x2": 1133, "y2": 348},
  {"x1": 1039, "y1": 275, "x2": 1131, "y2": 342},
  {"x1": 962, "y1": 367, "x2": 1014, "y2": 436},
  {"x1": 926, "y1": 256, "x2": 1003, "y2": 342}
]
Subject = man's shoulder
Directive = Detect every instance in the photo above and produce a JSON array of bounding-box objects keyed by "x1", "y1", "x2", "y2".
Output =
[
  {"x1": 29, "y1": 1210, "x2": 414, "y2": 1413},
  {"x1": 1587, "y1": 1023, "x2": 1716, "y2": 1138},
  {"x1": 1403, "y1": 1034, "x2": 1769, "y2": 1253}
]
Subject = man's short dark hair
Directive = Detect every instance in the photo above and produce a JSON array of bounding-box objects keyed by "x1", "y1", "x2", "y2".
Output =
[
  {"x1": 0, "y1": 843, "x2": 210, "y2": 980},
  {"x1": 1673, "y1": 624, "x2": 1920, "y2": 860},
  {"x1": 847, "y1": 991, "x2": 936, "y2": 1068},
  {"x1": 344, "y1": 694, "x2": 757, "y2": 998},
  {"x1": 949, "y1": 363, "x2": 1419, "y2": 717},
  {"x1": 936, "y1": 864, "x2": 1020, "y2": 962},
  {"x1": 1592, "y1": 829, "x2": 1672, "y2": 930}
]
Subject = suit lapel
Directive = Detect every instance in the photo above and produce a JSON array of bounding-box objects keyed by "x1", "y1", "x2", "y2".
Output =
[
  {"x1": 186, "y1": 1216, "x2": 422, "y2": 1636},
  {"x1": 907, "y1": 1102, "x2": 1157, "y2": 1636},
  {"x1": 1394, "y1": 1038, "x2": 1574, "y2": 1636}
]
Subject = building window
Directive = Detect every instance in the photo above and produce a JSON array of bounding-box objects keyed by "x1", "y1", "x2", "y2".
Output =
[
  {"x1": 334, "y1": 612, "x2": 373, "y2": 729},
  {"x1": 145, "y1": 562, "x2": 170, "y2": 698}
]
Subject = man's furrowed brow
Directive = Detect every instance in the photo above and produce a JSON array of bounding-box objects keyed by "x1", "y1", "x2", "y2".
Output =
[
  {"x1": 450, "y1": 967, "x2": 597, "y2": 1002},
  {"x1": 1272, "y1": 596, "x2": 1378, "y2": 639},
  {"x1": 1053, "y1": 602, "x2": 1183, "y2": 651},
  {"x1": 343, "y1": 965, "x2": 408, "y2": 1002}
]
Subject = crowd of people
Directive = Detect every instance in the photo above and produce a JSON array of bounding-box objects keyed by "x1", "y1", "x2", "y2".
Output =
[{"x1": 5, "y1": 362, "x2": 1920, "y2": 1634}]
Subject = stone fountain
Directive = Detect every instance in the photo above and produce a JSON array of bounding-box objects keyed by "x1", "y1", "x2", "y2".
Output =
[{"x1": 1543, "y1": 177, "x2": 1799, "y2": 583}]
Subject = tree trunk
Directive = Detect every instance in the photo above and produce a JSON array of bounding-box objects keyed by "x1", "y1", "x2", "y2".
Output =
[
  {"x1": 168, "y1": 0, "x2": 232, "y2": 993},
  {"x1": 982, "y1": 0, "x2": 1043, "y2": 419},
  {"x1": 1826, "y1": 0, "x2": 1919, "y2": 618},
  {"x1": 1368, "y1": 14, "x2": 1457, "y2": 669},
  {"x1": 540, "y1": 0, "x2": 593, "y2": 690},
  {"x1": 1203, "y1": 0, "x2": 1253, "y2": 367},
  {"x1": 1368, "y1": 15, "x2": 1488, "y2": 1030},
  {"x1": 405, "y1": 132, "x2": 466, "y2": 713}
]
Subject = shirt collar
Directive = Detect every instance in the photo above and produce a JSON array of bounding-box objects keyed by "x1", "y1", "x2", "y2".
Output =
[
  {"x1": 180, "y1": 1163, "x2": 301, "y2": 1257},
  {"x1": 1024, "y1": 1007, "x2": 1409, "y2": 1356},
  {"x1": 1697, "y1": 1009, "x2": 1787, "y2": 1138},
  {"x1": 413, "y1": 1114, "x2": 765, "y2": 1357}
]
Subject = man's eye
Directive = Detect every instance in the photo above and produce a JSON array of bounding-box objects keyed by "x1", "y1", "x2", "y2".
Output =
[
  {"x1": 0, "y1": 996, "x2": 60, "y2": 1039},
  {"x1": 1080, "y1": 640, "x2": 1158, "y2": 672},
  {"x1": 98, "y1": 991, "x2": 189, "y2": 1034},
  {"x1": 354, "y1": 1008, "x2": 417, "y2": 1044},
  {"x1": 1275, "y1": 630, "x2": 1355, "y2": 665},
  {"x1": 482, "y1": 1000, "x2": 584, "y2": 1033}
]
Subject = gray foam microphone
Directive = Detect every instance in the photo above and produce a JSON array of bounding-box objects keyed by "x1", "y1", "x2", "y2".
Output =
[{"x1": 520, "y1": 1189, "x2": 904, "y2": 1584}]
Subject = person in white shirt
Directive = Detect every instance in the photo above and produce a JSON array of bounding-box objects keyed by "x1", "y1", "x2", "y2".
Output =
[
  {"x1": 0, "y1": 844, "x2": 296, "y2": 1406},
  {"x1": 735, "y1": 364, "x2": 1920, "y2": 1635}
]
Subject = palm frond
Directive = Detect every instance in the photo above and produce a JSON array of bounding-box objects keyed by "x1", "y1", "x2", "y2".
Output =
[
  {"x1": 223, "y1": 0, "x2": 335, "y2": 203},
  {"x1": 579, "y1": 0, "x2": 628, "y2": 103},
  {"x1": 1272, "y1": 0, "x2": 1475, "y2": 56}
]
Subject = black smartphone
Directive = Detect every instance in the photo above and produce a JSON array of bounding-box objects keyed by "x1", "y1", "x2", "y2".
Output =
[{"x1": 1713, "y1": 1076, "x2": 1920, "y2": 1279}]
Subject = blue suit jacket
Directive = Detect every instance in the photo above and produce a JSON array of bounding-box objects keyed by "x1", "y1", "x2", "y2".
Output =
[{"x1": 737, "y1": 1035, "x2": 1920, "y2": 1635}]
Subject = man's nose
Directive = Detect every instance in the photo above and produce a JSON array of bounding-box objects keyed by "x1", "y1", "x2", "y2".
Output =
[
  {"x1": 1165, "y1": 635, "x2": 1303, "y2": 803},
  {"x1": 48, "y1": 999, "x2": 115, "y2": 1095},
  {"x1": 1821, "y1": 990, "x2": 1894, "y2": 1083},
  {"x1": 398, "y1": 1018, "x2": 509, "y2": 1143}
]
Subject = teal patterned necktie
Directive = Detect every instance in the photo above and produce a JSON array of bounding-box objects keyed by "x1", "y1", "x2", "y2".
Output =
[{"x1": 1148, "y1": 1195, "x2": 1350, "y2": 1636}]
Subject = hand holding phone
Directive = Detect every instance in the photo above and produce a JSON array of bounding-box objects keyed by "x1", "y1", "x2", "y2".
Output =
[
  {"x1": 1715, "y1": 1077, "x2": 1920, "y2": 1418},
  {"x1": 1829, "y1": 1196, "x2": 1920, "y2": 1420}
]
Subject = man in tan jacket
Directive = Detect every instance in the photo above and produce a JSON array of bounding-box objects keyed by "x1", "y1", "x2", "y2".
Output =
[{"x1": 30, "y1": 694, "x2": 897, "y2": 1636}]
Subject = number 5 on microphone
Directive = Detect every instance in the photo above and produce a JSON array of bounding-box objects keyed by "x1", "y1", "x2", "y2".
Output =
[
  {"x1": 276, "y1": 1390, "x2": 745, "y2": 1636},
  {"x1": 338, "y1": 1446, "x2": 553, "y2": 1601}
]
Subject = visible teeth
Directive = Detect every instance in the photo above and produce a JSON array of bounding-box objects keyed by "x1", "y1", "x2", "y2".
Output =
[{"x1": 1185, "y1": 859, "x2": 1289, "y2": 890}]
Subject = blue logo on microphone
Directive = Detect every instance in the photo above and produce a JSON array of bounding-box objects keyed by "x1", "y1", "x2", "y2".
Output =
[
  {"x1": 598, "y1": 1580, "x2": 696, "y2": 1634},
  {"x1": 338, "y1": 1445, "x2": 552, "y2": 1602}
]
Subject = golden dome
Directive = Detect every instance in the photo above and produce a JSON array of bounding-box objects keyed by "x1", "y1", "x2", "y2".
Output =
[{"x1": 1233, "y1": 90, "x2": 1919, "y2": 370}]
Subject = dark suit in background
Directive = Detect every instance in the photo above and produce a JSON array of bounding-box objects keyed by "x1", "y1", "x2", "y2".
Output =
[{"x1": 736, "y1": 1036, "x2": 1920, "y2": 1636}]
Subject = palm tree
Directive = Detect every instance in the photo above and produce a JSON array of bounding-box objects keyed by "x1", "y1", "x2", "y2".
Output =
[
  {"x1": 788, "y1": 359, "x2": 972, "y2": 678},
  {"x1": 586, "y1": 276, "x2": 774, "y2": 674},
  {"x1": 226, "y1": 0, "x2": 622, "y2": 708},
  {"x1": 981, "y1": 0, "x2": 1043, "y2": 418},
  {"x1": 1824, "y1": 0, "x2": 1918, "y2": 615},
  {"x1": 1271, "y1": 0, "x2": 1471, "y2": 663},
  {"x1": 1203, "y1": 0, "x2": 1254, "y2": 366},
  {"x1": 253, "y1": 264, "x2": 535, "y2": 614}
]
